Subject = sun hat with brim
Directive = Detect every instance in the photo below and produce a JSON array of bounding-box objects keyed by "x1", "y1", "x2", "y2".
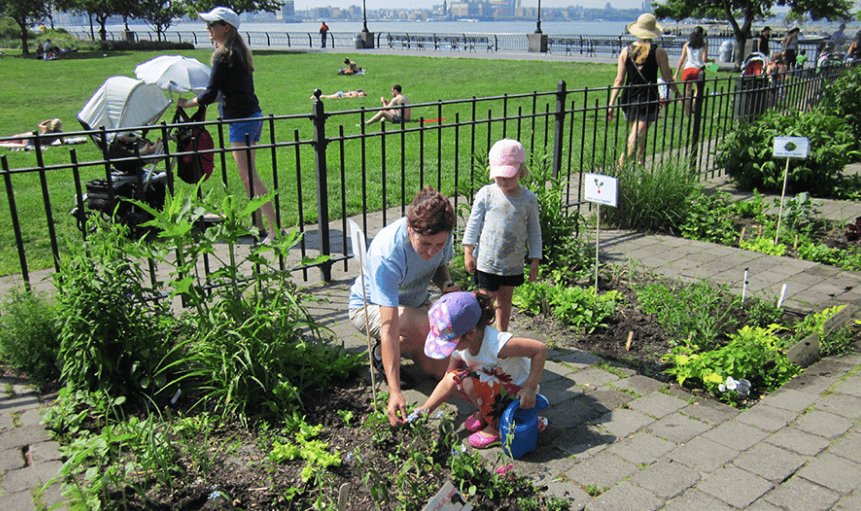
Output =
[
  {"x1": 424, "y1": 292, "x2": 482, "y2": 360},
  {"x1": 199, "y1": 7, "x2": 241, "y2": 30},
  {"x1": 627, "y1": 13, "x2": 664, "y2": 40}
]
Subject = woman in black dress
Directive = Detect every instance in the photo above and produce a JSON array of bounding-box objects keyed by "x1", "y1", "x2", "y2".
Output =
[{"x1": 607, "y1": 14, "x2": 680, "y2": 166}]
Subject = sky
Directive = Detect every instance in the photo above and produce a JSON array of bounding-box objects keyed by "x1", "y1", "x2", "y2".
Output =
[{"x1": 297, "y1": 0, "x2": 648, "y2": 12}]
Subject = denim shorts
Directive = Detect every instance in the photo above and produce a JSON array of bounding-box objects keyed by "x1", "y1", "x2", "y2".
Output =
[{"x1": 228, "y1": 110, "x2": 263, "y2": 143}]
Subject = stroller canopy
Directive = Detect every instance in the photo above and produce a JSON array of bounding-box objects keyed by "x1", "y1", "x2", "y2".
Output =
[{"x1": 77, "y1": 76, "x2": 170, "y2": 144}]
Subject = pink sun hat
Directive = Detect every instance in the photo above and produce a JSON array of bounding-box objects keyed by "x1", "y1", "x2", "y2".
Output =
[
  {"x1": 489, "y1": 139, "x2": 526, "y2": 179},
  {"x1": 424, "y1": 292, "x2": 482, "y2": 360}
]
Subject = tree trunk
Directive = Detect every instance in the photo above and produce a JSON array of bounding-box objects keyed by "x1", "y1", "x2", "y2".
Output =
[
  {"x1": 16, "y1": 20, "x2": 30, "y2": 56},
  {"x1": 735, "y1": 33, "x2": 748, "y2": 71}
]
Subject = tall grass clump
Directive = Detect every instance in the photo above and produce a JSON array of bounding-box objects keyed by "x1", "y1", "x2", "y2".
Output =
[
  {"x1": 0, "y1": 287, "x2": 61, "y2": 388},
  {"x1": 601, "y1": 160, "x2": 699, "y2": 232}
]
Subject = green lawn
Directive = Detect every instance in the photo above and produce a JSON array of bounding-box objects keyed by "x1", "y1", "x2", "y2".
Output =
[{"x1": 1, "y1": 48, "x2": 727, "y2": 276}]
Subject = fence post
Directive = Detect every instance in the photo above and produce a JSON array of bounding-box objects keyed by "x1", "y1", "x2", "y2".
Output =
[
  {"x1": 312, "y1": 99, "x2": 332, "y2": 282},
  {"x1": 690, "y1": 72, "x2": 706, "y2": 172},
  {"x1": 552, "y1": 80, "x2": 567, "y2": 180}
]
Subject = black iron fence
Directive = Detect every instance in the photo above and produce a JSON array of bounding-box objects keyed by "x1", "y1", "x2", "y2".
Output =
[{"x1": 0, "y1": 63, "x2": 852, "y2": 294}]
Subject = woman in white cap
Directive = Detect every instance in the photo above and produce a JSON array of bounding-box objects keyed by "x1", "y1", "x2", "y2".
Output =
[
  {"x1": 178, "y1": 7, "x2": 278, "y2": 243},
  {"x1": 607, "y1": 13, "x2": 680, "y2": 166}
]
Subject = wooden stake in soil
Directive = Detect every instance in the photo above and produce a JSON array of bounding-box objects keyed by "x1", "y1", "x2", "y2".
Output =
[
  {"x1": 740, "y1": 227, "x2": 746, "y2": 244},
  {"x1": 775, "y1": 158, "x2": 791, "y2": 245},
  {"x1": 625, "y1": 331, "x2": 633, "y2": 351},
  {"x1": 595, "y1": 204, "x2": 601, "y2": 294},
  {"x1": 348, "y1": 220, "x2": 378, "y2": 409}
]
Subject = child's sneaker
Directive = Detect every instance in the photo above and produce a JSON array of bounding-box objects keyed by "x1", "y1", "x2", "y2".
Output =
[{"x1": 538, "y1": 416, "x2": 549, "y2": 432}]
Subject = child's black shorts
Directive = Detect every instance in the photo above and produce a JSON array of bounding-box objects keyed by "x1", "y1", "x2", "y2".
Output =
[{"x1": 474, "y1": 270, "x2": 525, "y2": 292}]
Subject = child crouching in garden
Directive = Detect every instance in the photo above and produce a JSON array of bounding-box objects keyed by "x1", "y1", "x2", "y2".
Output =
[
  {"x1": 416, "y1": 292, "x2": 548, "y2": 449},
  {"x1": 463, "y1": 138, "x2": 542, "y2": 332}
]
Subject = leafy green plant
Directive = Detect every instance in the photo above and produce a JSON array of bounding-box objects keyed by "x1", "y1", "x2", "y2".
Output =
[
  {"x1": 716, "y1": 109, "x2": 858, "y2": 197},
  {"x1": 53, "y1": 220, "x2": 177, "y2": 398},
  {"x1": 663, "y1": 324, "x2": 801, "y2": 407},
  {"x1": 734, "y1": 189, "x2": 767, "y2": 221},
  {"x1": 513, "y1": 276, "x2": 622, "y2": 334},
  {"x1": 602, "y1": 160, "x2": 699, "y2": 233},
  {"x1": 0, "y1": 287, "x2": 61, "y2": 388},
  {"x1": 635, "y1": 280, "x2": 738, "y2": 351},
  {"x1": 173, "y1": 412, "x2": 237, "y2": 481},
  {"x1": 740, "y1": 237, "x2": 787, "y2": 256},
  {"x1": 774, "y1": 192, "x2": 821, "y2": 235},
  {"x1": 130, "y1": 186, "x2": 364, "y2": 420},
  {"x1": 743, "y1": 297, "x2": 784, "y2": 328},
  {"x1": 679, "y1": 189, "x2": 737, "y2": 244},
  {"x1": 820, "y1": 65, "x2": 861, "y2": 144}
]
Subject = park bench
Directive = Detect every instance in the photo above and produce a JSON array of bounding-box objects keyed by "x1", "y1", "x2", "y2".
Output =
[
  {"x1": 548, "y1": 37, "x2": 578, "y2": 55},
  {"x1": 385, "y1": 33, "x2": 433, "y2": 50},
  {"x1": 435, "y1": 34, "x2": 470, "y2": 51},
  {"x1": 386, "y1": 33, "x2": 412, "y2": 49}
]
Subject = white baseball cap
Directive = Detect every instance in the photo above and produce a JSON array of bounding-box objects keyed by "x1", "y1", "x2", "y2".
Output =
[{"x1": 199, "y1": 7, "x2": 240, "y2": 30}]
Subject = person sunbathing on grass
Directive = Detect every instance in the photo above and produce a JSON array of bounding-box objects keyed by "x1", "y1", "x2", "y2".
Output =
[
  {"x1": 311, "y1": 89, "x2": 367, "y2": 100},
  {"x1": 0, "y1": 119, "x2": 64, "y2": 150}
]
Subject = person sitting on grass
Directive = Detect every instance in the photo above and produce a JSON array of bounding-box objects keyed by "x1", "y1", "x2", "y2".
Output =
[
  {"x1": 340, "y1": 57, "x2": 362, "y2": 75},
  {"x1": 414, "y1": 291, "x2": 548, "y2": 449},
  {"x1": 363, "y1": 84, "x2": 410, "y2": 126}
]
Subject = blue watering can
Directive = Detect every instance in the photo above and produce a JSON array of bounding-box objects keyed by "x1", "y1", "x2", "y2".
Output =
[{"x1": 499, "y1": 394, "x2": 550, "y2": 459}]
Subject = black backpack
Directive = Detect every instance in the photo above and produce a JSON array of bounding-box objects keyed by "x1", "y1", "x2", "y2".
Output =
[{"x1": 173, "y1": 106, "x2": 214, "y2": 184}]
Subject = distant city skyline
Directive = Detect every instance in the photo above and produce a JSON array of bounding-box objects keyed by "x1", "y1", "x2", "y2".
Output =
[{"x1": 298, "y1": 0, "x2": 646, "y2": 12}]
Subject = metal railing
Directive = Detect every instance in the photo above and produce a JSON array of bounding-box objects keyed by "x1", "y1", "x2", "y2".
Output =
[
  {"x1": 72, "y1": 29, "x2": 824, "y2": 63},
  {"x1": 1, "y1": 63, "x2": 853, "y2": 296}
]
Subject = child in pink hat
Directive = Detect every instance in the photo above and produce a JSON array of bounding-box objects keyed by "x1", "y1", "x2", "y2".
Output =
[
  {"x1": 462, "y1": 138, "x2": 542, "y2": 332},
  {"x1": 416, "y1": 292, "x2": 548, "y2": 449}
]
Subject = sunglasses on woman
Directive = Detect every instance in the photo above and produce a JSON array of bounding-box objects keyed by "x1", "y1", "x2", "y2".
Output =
[{"x1": 206, "y1": 21, "x2": 226, "y2": 29}]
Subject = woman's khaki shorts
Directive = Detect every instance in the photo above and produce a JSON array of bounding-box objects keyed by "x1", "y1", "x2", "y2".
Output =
[{"x1": 349, "y1": 303, "x2": 430, "y2": 340}]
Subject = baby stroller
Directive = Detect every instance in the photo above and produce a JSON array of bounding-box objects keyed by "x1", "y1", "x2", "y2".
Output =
[
  {"x1": 71, "y1": 76, "x2": 171, "y2": 234},
  {"x1": 733, "y1": 52, "x2": 769, "y2": 121}
]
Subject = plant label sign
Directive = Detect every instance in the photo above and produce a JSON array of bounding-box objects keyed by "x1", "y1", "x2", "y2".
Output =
[
  {"x1": 773, "y1": 136, "x2": 809, "y2": 159},
  {"x1": 584, "y1": 173, "x2": 617, "y2": 207}
]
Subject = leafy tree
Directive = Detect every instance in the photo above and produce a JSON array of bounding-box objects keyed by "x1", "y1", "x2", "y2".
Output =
[
  {"x1": 57, "y1": 0, "x2": 126, "y2": 42},
  {"x1": 0, "y1": 0, "x2": 53, "y2": 55},
  {"x1": 184, "y1": 0, "x2": 282, "y2": 16},
  {"x1": 653, "y1": 0, "x2": 853, "y2": 70},
  {"x1": 783, "y1": 11, "x2": 808, "y2": 27},
  {"x1": 139, "y1": 0, "x2": 185, "y2": 41}
]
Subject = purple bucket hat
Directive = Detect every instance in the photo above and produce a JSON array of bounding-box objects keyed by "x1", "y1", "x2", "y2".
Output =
[{"x1": 424, "y1": 292, "x2": 482, "y2": 360}]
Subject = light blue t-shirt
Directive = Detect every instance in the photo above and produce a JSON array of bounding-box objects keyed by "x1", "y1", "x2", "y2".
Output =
[
  {"x1": 348, "y1": 217, "x2": 454, "y2": 310},
  {"x1": 463, "y1": 184, "x2": 542, "y2": 276}
]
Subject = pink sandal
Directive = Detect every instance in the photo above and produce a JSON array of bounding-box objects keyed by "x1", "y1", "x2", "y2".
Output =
[
  {"x1": 464, "y1": 412, "x2": 487, "y2": 433},
  {"x1": 468, "y1": 430, "x2": 500, "y2": 449}
]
